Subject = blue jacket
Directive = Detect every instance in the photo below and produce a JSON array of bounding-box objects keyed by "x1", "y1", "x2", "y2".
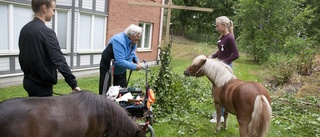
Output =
[{"x1": 108, "y1": 32, "x2": 139, "y2": 75}]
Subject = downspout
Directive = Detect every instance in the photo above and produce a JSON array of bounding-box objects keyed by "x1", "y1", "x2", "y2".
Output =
[
  {"x1": 70, "y1": 0, "x2": 76, "y2": 69},
  {"x1": 157, "y1": 0, "x2": 165, "y2": 65}
]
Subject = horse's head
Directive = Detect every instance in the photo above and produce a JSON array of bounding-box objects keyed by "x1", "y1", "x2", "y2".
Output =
[{"x1": 184, "y1": 55, "x2": 207, "y2": 77}]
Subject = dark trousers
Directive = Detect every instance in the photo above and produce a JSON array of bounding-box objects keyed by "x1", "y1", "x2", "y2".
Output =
[
  {"x1": 99, "y1": 69, "x2": 127, "y2": 95},
  {"x1": 23, "y1": 77, "x2": 53, "y2": 97},
  {"x1": 114, "y1": 72, "x2": 127, "y2": 88}
]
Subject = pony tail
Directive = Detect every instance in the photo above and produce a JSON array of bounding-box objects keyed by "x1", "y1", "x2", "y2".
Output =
[
  {"x1": 228, "y1": 20, "x2": 234, "y2": 38},
  {"x1": 248, "y1": 95, "x2": 272, "y2": 137}
]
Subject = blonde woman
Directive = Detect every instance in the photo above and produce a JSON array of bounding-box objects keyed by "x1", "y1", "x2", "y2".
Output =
[{"x1": 209, "y1": 16, "x2": 239, "y2": 123}]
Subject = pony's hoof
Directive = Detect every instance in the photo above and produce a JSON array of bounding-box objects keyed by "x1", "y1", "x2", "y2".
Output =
[
  {"x1": 222, "y1": 125, "x2": 227, "y2": 130},
  {"x1": 222, "y1": 127, "x2": 227, "y2": 131}
]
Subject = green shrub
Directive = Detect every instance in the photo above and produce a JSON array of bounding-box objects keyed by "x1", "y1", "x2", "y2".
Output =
[
  {"x1": 266, "y1": 37, "x2": 316, "y2": 86},
  {"x1": 150, "y1": 43, "x2": 212, "y2": 121},
  {"x1": 266, "y1": 54, "x2": 297, "y2": 86},
  {"x1": 283, "y1": 37, "x2": 316, "y2": 75}
]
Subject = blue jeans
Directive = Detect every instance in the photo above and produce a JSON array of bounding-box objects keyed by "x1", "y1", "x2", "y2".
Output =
[{"x1": 221, "y1": 63, "x2": 233, "y2": 116}]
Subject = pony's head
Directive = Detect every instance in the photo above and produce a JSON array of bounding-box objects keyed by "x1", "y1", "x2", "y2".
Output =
[
  {"x1": 184, "y1": 55, "x2": 207, "y2": 77},
  {"x1": 184, "y1": 55, "x2": 236, "y2": 87}
]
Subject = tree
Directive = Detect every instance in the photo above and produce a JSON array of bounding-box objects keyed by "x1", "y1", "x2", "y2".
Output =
[
  {"x1": 170, "y1": 0, "x2": 238, "y2": 35},
  {"x1": 234, "y1": 0, "x2": 315, "y2": 63},
  {"x1": 303, "y1": 0, "x2": 320, "y2": 46}
]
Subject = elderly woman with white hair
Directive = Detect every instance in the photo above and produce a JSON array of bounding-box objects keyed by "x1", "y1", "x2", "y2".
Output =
[{"x1": 99, "y1": 24, "x2": 144, "y2": 95}]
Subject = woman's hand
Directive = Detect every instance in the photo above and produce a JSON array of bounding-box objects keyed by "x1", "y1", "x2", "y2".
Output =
[{"x1": 72, "y1": 87, "x2": 81, "y2": 92}]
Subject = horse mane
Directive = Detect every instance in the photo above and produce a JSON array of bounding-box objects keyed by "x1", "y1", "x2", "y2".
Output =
[
  {"x1": 70, "y1": 91, "x2": 143, "y2": 137},
  {"x1": 194, "y1": 55, "x2": 236, "y2": 87}
]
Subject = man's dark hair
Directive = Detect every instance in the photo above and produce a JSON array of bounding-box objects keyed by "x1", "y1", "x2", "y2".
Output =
[{"x1": 31, "y1": 0, "x2": 56, "y2": 13}]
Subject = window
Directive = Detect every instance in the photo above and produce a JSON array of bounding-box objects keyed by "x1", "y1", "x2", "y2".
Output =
[
  {"x1": 79, "y1": 14, "x2": 92, "y2": 50},
  {"x1": 0, "y1": 2, "x2": 106, "y2": 54},
  {"x1": 55, "y1": 10, "x2": 69, "y2": 50},
  {"x1": 93, "y1": 16, "x2": 105, "y2": 50},
  {"x1": 78, "y1": 13, "x2": 106, "y2": 52},
  {"x1": 13, "y1": 6, "x2": 33, "y2": 51},
  {"x1": 0, "y1": 4, "x2": 32, "y2": 53},
  {"x1": 138, "y1": 22, "x2": 153, "y2": 50},
  {"x1": 0, "y1": 3, "x2": 75, "y2": 54},
  {"x1": 0, "y1": 4, "x2": 8, "y2": 51}
]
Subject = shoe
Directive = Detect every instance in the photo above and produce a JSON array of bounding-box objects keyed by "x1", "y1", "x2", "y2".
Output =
[
  {"x1": 210, "y1": 116, "x2": 224, "y2": 123},
  {"x1": 221, "y1": 116, "x2": 224, "y2": 123}
]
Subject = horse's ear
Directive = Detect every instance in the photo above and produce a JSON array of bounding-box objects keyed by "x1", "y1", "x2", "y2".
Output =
[{"x1": 200, "y1": 58, "x2": 207, "y2": 65}]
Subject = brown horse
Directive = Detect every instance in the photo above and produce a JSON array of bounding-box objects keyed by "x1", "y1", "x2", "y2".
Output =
[
  {"x1": 184, "y1": 55, "x2": 272, "y2": 137},
  {"x1": 0, "y1": 90, "x2": 145, "y2": 137}
]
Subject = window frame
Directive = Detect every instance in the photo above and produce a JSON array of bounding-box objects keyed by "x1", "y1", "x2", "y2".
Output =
[
  {"x1": 54, "y1": 9, "x2": 71, "y2": 53},
  {"x1": 0, "y1": 3, "x2": 9, "y2": 52},
  {"x1": 138, "y1": 22, "x2": 153, "y2": 51},
  {"x1": 77, "y1": 12, "x2": 106, "y2": 53},
  {"x1": 0, "y1": 3, "x2": 32, "y2": 54}
]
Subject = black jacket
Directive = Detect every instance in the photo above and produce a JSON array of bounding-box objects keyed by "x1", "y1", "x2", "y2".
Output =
[{"x1": 18, "y1": 17, "x2": 77, "y2": 89}]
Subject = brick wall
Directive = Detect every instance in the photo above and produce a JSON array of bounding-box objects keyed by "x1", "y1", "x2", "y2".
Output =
[{"x1": 107, "y1": 0, "x2": 162, "y2": 62}]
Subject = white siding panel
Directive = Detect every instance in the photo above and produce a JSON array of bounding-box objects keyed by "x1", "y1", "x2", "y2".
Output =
[
  {"x1": 73, "y1": 55, "x2": 78, "y2": 67},
  {"x1": 15, "y1": 57, "x2": 20, "y2": 70},
  {"x1": 56, "y1": 0, "x2": 72, "y2": 7},
  {"x1": 96, "y1": 0, "x2": 105, "y2": 12},
  {"x1": 67, "y1": 10, "x2": 72, "y2": 52},
  {"x1": 93, "y1": 54, "x2": 101, "y2": 64},
  {"x1": 82, "y1": 0, "x2": 92, "y2": 10},
  {"x1": 80, "y1": 55, "x2": 90, "y2": 66},
  {"x1": 74, "y1": 11, "x2": 79, "y2": 52},
  {"x1": 0, "y1": 58, "x2": 10, "y2": 71},
  {"x1": 65, "y1": 56, "x2": 71, "y2": 66},
  {"x1": 75, "y1": 0, "x2": 79, "y2": 8}
]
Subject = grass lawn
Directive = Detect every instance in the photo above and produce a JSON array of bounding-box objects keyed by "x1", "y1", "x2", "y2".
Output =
[{"x1": 0, "y1": 37, "x2": 318, "y2": 137}]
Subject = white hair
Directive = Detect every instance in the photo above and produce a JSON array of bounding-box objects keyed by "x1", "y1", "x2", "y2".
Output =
[{"x1": 124, "y1": 24, "x2": 143, "y2": 36}]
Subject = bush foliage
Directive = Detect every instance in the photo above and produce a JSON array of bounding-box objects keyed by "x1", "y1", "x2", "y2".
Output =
[{"x1": 148, "y1": 41, "x2": 320, "y2": 136}]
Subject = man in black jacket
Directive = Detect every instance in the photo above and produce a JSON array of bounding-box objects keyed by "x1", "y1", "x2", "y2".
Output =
[{"x1": 18, "y1": 0, "x2": 81, "y2": 97}]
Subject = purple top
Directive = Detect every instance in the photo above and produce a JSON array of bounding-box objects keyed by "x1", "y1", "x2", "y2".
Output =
[{"x1": 211, "y1": 33, "x2": 239, "y2": 64}]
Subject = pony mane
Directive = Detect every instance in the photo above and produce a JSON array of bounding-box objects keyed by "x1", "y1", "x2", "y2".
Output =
[
  {"x1": 194, "y1": 55, "x2": 236, "y2": 87},
  {"x1": 71, "y1": 91, "x2": 143, "y2": 137}
]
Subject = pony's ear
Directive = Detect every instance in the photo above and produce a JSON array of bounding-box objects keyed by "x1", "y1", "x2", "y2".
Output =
[{"x1": 200, "y1": 58, "x2": 207, "y2": 65}]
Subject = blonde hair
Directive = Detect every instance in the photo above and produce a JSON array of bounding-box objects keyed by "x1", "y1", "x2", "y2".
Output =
[
  {"x1": 216, "y1": 16, "x2": 234, "y2": 39},
  {"x1": 124, "y1": 24, "x2": 143, "y2": 37}
]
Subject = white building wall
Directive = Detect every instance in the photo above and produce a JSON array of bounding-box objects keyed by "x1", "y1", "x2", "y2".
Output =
[
  {"x1": 80, "y1": 55, "x2": 91, "y2": 66},
  {"x1": 96, "y1": 0, "x2": 105, "y2": 12},
  {"x1": 0, "y1": 0, "x2": 108, "y2": 88},
  {"x1": 56, "y1": 0, "x2": 72, "y2": 7},
  {"x1": 82, "y1": 0, "x2": 92, "y2": 10},
  {"x1": 0, "y1": 58, "x2": 10, "y2": 71}
]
